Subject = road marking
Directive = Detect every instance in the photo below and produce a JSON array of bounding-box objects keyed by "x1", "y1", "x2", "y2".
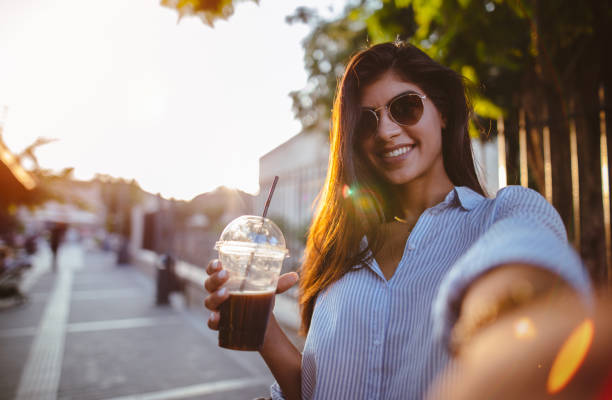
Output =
[
  {"x1": 71, "y1": 289, "x2": 142, "y2": 300},
  {"x1": 132, "y1": 266, "x2": 274, "y2": 380},
  {"x1": 15, "y1": 266, "x2": 73, "y2": 400},
  {"x1": 103, "y1": 377, "x2": 269, "y2": 400},
  {"x1": 178, "y1": 307, "x2": 271, "y2": 379},
  {"x1": 0, "y1": 317, "x2": 180, "y2": 338},
  {"x1": 22, "y1": 289, "x2": 142, "y2": 302},
  {"x1": 67, "y1": 317, "x2": 180, "y2": 333}
]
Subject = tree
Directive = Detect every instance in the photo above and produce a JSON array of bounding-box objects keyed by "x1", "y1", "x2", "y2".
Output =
[
  {"x1": 286, "y1": 6, "x2": 370, "y2": 134},
  {"x1": 289, "y1": 0, "x2": 612, "y2": 283}
]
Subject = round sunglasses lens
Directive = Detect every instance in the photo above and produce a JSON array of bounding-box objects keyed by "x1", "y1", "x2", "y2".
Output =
[
  {"x1": 390, "y1": 94, "x2": 423, "y2": 125},
  {"x1": 356, "y1": 110, "x2": 378, "y2": 137}
]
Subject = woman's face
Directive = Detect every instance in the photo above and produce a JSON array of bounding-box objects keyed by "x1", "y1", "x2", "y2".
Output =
[{"x1": 357, "y1": 70, "x2": 448, "y2": 187}]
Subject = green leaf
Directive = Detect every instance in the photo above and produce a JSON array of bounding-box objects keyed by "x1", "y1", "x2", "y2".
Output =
[
  {"x1": 468, "y1": 119, "x2": 479, "y2": 139},
  {"x1": 412, "y1": 0, "x2": 442, "y2": 39},
  {"x1": 461, "y1": 65, "x2": 478, "y2": 84},
  {"x1": 366, "y1": 14, "x2": 397, "y2": 43},
  {"x1": 394, "y1": 0, "x2": 412, "y2": 8},
  {"x1": 473, "y1": 95, "x2": 504, "y2": 119}
]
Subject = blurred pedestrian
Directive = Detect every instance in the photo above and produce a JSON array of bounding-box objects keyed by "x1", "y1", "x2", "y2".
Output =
[
  {"x1": 49, "y1": 222, "x2": 67, "y2": 272},
  {"x1": 24, "y1": 234, "x2": 38, "y2": 255},
  {"x1": 204, "y1": 41, "x2": 593, "y2": 400}
]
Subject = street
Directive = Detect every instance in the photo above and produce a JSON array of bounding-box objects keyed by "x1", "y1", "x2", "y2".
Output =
[{"x1": 0, "y1": 242, "x2": 284, "y2": 400}]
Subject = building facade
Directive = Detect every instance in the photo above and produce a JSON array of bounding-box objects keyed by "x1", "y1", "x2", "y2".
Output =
[{"x1": 256, "y1": 133, "x2": 330, "y2": 269}]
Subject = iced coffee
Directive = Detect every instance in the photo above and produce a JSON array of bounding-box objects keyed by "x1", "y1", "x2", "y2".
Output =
[{"x1": 214, "y1": 215, "x2": 288, "y2": 351}]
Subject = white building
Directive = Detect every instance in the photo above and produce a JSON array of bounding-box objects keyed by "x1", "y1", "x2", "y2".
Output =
[
  {"x1": 256, "y1": 133, "x2": 330, "y2": 268},
  {"x1": 257, "y1": 132, "x2": 330, "y2": 228}
]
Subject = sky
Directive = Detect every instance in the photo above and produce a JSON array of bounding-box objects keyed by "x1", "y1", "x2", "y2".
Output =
[{"x1": 0, "y1": 0, "x2": 344, "y2": 200}]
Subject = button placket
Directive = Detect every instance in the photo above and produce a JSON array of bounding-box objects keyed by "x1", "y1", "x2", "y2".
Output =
[{"x1": 373, "y1": 287, "x2": 390, "y2": 399}]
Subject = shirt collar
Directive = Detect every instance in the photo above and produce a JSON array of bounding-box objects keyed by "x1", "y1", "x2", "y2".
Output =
[
  {"x1": 451, "y1": 186, "x2": 486, "y2": 211},
  {"x1": 351, "y1": 186, "x2": 485, "y2": 270},
  {"x1": 353, "y1": 237, "x2": 370, "y2": 269}
]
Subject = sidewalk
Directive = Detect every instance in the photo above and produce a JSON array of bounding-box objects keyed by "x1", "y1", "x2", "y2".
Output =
[
  {"x1": 0, "y1": 242, "x2": 299, "y2": 400},
  {"x1": 130, "y1": 249, "x2": 301, "y2": 336}
]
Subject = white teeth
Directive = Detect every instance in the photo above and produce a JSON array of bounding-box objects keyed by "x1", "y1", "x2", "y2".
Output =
[{"x1": 383, "y1": 146, "x2": 412, "y2": 158}]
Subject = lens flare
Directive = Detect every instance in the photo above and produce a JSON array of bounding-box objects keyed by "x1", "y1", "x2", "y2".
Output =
[
  {"x1": 342, "y1": 184, "x2": 353, "y2": 198},
  {"x1": 547, "y1": 318, "x2": 594, "y2": 394},
  {"x1": 513, "y1": 317, "x2": 536, "y2": 340},
  {"x1": 359, "y1": 196, "x2": 374, "y2": 212}
]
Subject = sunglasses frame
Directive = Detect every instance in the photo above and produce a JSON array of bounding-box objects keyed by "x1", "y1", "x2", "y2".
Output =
[{"x1": 358, "y1": 91, "x2": 427, "y2": 136}]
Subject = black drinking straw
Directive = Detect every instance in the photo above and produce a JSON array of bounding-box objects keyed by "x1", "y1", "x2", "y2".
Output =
[
  {"x1": 262, "y1": 176, "x2": 279, "y2": 219},
  {"x1": 240, "y1": 176, "x2": 279, "y2": 290}
]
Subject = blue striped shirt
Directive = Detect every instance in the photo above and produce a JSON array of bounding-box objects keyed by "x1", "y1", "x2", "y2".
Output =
[{"x1": 271, "y1": 185, "x2": 592, "y2": 400}]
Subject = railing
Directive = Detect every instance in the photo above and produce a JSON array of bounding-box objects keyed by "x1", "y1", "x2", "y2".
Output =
[{"x1": 495, "y1": 84, "x2": 611, "y2": 287}]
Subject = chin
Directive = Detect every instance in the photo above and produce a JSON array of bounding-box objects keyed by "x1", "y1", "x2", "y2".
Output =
[{"x1": 380, "y1": 170, "x2": 420, "y2": 186}]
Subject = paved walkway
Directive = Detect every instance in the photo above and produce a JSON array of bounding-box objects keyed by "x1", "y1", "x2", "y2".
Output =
[{"x1": 0, "y1": 242, "x2": 286, "y2": 400}]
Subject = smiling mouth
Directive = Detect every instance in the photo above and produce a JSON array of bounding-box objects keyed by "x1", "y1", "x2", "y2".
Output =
[{"x1": 381, "y1": 145, "x2": 414, "y2": 159}]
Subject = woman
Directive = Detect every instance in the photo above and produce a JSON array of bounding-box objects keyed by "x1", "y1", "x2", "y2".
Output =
[{"x1": 204, "y1": 41, "x2": 591, "y2": 399}]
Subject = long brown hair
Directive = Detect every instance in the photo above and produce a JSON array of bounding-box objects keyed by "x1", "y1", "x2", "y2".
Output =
[{"x1": 299, "y1": 41, "x2": 485, "y2": 334}]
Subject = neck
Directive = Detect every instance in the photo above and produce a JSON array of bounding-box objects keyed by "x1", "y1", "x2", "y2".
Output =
[{"x1": 394, "y1": 175, "x2": 454, "y2": 224}]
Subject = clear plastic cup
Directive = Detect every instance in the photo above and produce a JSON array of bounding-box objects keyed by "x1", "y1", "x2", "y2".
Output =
[{"x1": 214, "y1": 215, "x2": 288, "y2": 351}]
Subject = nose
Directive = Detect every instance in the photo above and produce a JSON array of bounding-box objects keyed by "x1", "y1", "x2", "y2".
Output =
[{"x1": 375, "y1": 107, "x2": 402, "y2": 140}]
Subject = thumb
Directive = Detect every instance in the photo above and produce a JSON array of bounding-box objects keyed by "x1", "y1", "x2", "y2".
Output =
[{"x1": 276, "y1": 272, "x2": 299, "y2": 294}]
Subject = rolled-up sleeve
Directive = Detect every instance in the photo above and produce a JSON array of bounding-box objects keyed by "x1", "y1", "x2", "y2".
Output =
[
  {"x1": 270, "y1": 381, "x2": 286, "y2": 400},
  {"x1": 433, "y1": 185, "x2": 593, "y2": 346}
]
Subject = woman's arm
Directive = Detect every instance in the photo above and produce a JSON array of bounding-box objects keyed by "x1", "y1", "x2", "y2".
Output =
[
  {"x1": 427, "y1": 290, "x2": 611, "y2": 400},
  {"x1": 259, "y1": 315, "x2": 302, "y2": 400},
  {"x1": 432, "y1": 186, "x2": 593, "y2": 350}
]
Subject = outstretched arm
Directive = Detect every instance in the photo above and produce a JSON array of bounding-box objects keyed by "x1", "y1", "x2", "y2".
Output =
[{"x1": 433, "y1": 186, "x2": 593, "y2": 350}]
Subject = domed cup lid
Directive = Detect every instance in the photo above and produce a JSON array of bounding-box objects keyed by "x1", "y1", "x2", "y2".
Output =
[{"x1": 215, "y1": 215, "x2": 288, "y2": 257}]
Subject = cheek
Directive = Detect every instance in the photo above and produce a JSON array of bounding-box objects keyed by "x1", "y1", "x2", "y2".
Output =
[
  {"x1": 421, "y1": 119, "x2": 444, "y2": 152},
  {"x1": 358, "y1": 139, "x2": 375, "y2": 159},
  {"x1": 432, "y1": 132, "x2": 444, "y2": 152}
]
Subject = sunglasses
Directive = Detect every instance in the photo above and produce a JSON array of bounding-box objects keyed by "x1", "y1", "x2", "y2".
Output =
[{"x1": 356, "y1": 91, "x2": 427, "y2": 138}]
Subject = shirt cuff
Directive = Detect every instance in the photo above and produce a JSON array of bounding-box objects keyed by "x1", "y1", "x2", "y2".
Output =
[
  {"x1": 270, "y1": 381, "x2": 286, "y2": 400},
  {"x1": 432, "y1": 219, "x2": 593, "y2": 347}
]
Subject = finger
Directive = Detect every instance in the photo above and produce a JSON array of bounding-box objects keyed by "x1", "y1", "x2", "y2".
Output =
[
  {"x1": 204, "y1": 269, "x2": 229, "y2": 293},
  {"x1": 207, "y1": 311, "x2": 220, "y2": 330},
  {"x1": 206, "y1": 259, "x2": 221, "y2": 275},
  {"x1": 204, "y1": 287, "x2": 230, "y2": 311},
  {"x1": 276, "y1": 272, "x2": 299, "y2": 294}
]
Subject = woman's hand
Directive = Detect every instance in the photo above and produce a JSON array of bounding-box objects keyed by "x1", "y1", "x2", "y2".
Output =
[
  {"x1": 204, "y1": 259, "x2": 299, "y2": 330},
  {"x1": 204, "y1": 259, "x2": 230, "y2": 330},
  {"x1": 450, "y1": 263, "x2": 572, "y2": 353}
]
